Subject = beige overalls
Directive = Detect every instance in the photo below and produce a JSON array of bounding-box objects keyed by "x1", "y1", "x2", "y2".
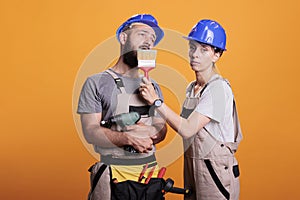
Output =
[
  {"x1": 181, "y1": 78, "x2": 242, "y2": 200},
  {"x1": 87, "y1": 69, "x2": 158, "y2": 200}
]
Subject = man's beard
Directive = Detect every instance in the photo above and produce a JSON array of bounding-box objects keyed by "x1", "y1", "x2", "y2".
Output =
[
  {"x1": 122, "y1": 38, "x2": 138, "y2": 68},
  {"x1": 123, "y1": 50, "x2": 138, "y2": 68}
]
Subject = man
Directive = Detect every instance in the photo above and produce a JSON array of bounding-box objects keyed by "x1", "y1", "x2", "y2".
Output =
[{"x1": 77, "y1": 14, "x2": 167, "y2": 199}]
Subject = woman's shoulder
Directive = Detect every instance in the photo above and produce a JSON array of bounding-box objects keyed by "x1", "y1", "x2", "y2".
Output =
[
  {"x1": 204, "y1": 76, "x2": 233, "y2": 97},
  {"x1": 208, "y1": 75, "x2": 231, "y2": 88}
]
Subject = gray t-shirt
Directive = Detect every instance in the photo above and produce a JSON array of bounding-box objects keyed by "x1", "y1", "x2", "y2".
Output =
[
  {"x1": 194, "y1": 75, "x2": 234, "y2": 142},
  {"x1": 77, "y1": 69, "x2": 163, "y2": 122}
]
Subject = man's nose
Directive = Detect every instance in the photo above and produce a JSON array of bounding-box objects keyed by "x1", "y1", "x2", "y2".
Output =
[{"x1": 144, "y1": 36, "x2": 154, "y2": 48}]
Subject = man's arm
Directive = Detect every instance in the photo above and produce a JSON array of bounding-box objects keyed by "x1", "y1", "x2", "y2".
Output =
[
  {"x1": 80, "y1": 113, "x2": 154, "y2": 153},
  {"x1": 150, "y1": 117, "x2": 167, "y2": 144},
  {"x1": 125, "y1": 117, "x2": 167, "y2": 145},
  {"x1": 80, "y1": 113, "x2": 127, "y2": 147}
]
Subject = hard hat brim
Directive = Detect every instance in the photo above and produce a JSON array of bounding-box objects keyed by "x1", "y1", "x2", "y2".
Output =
[
  {"x1": 182, "y1": 36, "x2": 227, "y2": 51},
  {"x1": 116, "y1": 19, "x2": 164, "y2": 46}
]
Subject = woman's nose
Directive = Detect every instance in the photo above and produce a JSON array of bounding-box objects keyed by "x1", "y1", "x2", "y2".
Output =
[{"x1": 190, "y1": 49, "x2": 199, "y2": 58}]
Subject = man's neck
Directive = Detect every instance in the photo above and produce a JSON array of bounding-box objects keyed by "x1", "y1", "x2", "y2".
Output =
[{"x1": 111, "y1": 57, "x2": 140, "y2": 78}]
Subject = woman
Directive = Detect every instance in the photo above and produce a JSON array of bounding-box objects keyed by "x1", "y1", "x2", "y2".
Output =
[{"x1": 139, "y1": 19, "x2": 243, "y2": 200}]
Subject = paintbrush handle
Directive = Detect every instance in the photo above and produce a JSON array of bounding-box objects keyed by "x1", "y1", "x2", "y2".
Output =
[
  {"x1": 145, "y1": 71, "x2": 149, "y2": 79},
  {"x1": 140, "y1": 67, "x2": 154, "y2": 80}
]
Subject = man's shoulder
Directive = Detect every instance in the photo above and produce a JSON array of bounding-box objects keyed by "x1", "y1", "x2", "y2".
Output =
[
  {"x1": 86, "y1": 71, "x2": 114, "y2": 83},
  {"x1": 149, "y1": 79, "x2": 162, "y2": 91}
]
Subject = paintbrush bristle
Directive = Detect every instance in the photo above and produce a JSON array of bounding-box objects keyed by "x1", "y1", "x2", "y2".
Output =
[
  {"x1": 137, "y1": 50, "x2": 157, "y2": 67},
  {"x1": 137, "y1": 50, "x2": 157, "y2": 60}
]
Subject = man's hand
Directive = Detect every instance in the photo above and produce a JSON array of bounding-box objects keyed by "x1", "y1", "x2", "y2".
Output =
[{"x1": 125, "y1": 123, "x2": 158, "y2": 153}]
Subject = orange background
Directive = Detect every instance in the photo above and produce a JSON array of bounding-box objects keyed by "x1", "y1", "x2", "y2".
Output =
[{"x1": 1, "y1": 0, "x2": 300, "y2": 199}]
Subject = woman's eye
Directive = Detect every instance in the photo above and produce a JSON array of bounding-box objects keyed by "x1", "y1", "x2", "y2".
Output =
[
  {"x1": 201, "y1": 48, "x2": 209, "y2": 53},
  {"x1": 189, "y1": 46, "x2": 195, "y2": 50}
]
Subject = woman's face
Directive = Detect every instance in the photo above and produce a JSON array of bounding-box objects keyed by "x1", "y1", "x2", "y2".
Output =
[{"x1": 188, "y1": 40, "x2": 219, "y2": 72}]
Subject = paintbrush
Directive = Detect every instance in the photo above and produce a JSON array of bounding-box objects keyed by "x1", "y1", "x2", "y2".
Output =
[{"x1": 137, "y1": 49, "x2": 157, "y2": 80}]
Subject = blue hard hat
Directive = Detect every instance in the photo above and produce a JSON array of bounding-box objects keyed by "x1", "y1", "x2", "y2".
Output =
[
  {"x1": 116, "y1": 14, "x2": 164, "y2": 46},
  {"x1": 184, "y1": 19, "x2": 227, "y2": 51}
]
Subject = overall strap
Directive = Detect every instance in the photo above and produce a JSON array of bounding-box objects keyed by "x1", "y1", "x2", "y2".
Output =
[
  {"x1": 105, "y1": 69, "x2": 126, "y2": 93},
  {"x1": 199, "y1": 76, "x2": 225, "y2": 97},
  {"x1": 233, "y1": 100, "x2": 243, "y2": 144},
  {"x1": 226, "y1": 99, "x2": 243, "y2": 153},
  {"x1": 89, "y1": 164, "x2": 108, "y2": 194}
]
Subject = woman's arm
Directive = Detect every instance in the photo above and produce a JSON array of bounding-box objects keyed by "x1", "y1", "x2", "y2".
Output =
[{"x1": 139, "y1": 77, "x2": 210, "y2": 139}]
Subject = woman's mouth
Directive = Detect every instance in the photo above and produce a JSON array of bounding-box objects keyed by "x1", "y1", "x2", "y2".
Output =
[{"x1": 190, "y1": 61, "x2": 200, "y2": 66}]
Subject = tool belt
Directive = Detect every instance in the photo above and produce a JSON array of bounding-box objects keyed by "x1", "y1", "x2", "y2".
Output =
[
  {"x1": 87, "y1": 161, "x2": 191, "y2": 200},
  {"x1": 88, "y1": 162, "x2": 164, "y2": 200}
]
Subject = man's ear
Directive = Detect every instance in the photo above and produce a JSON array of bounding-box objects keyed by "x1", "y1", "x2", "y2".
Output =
[{"x1": 119, "y1": 32, "x2": 128, "y2": 45}]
